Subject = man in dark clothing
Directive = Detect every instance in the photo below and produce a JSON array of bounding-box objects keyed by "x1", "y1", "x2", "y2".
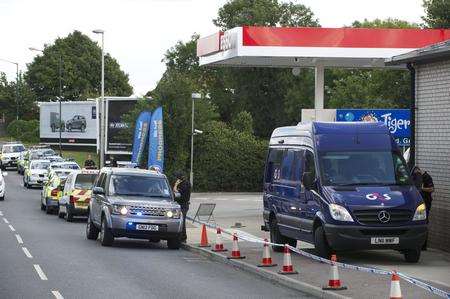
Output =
[
  {"x1": 173, "y1": 171, "x2": 191, "y2": 242},
  {"x1": 84, "y1": 154, "x2": 96, "y2": 169}
]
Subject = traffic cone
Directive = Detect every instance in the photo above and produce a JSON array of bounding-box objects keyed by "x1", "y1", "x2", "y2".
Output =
[
  {"x1": 322, "y1": 254, "x2": 347, "y2": 290},
  {"x1": 389, "y1": 272, "x2": 402, "y2": 299},
  {"x1": 212, "y1": 227, "x2": 227, "y2": 252},
  {"x1": 198, "y1": 224, "x2": 211, "y2": 247},
  {"x1": 227, "y1": 233, "x2": 245, "y2": 259},
  {"x1": 278, "y1": 244, "x2": 298, "y2": 275},
  {"x1": 258, "y1": 238, "x2": 277, "y2": 267}
]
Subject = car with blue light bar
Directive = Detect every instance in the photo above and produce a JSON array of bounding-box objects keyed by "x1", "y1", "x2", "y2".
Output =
[{"x1": 86, "y1": 167, "x2": 183, "y2": 249}]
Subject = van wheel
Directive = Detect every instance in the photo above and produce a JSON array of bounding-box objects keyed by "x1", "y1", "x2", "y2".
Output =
[
  {"x1": 58, "y1": 205, "x2": 65, "y2": 219},
  {"x1": 0, "y1": 196, "x2": 4, "y2": 201},
  {"x1": 314, "y1": 226, "x2": 332, "y2": 258},
  {"x1": 167, "y1": 236, "x2": 181, "y2": 249},
  {"x1": 45, "y1": 203, "x2": 52, "y2": 215},
  {"x1": 100, "y1": 217, "x2": 114, "y2": 246},
  {"x1": 65, "y1": 207, "x2": 73, "y2": 222},
  {"x1": 404, "y1": 248, "x2": 421, "y2": 263},
  {"x1": 269, "y1": 218, "x2": 296, "y2": 252},
  {"x1": 86, "y1": 214, "x2": 99, "y2": 240},
  {"x1": 41, "y1": 202, "x2": 45, "y2": 211}
]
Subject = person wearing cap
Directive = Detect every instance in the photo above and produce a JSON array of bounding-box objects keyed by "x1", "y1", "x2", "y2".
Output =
[
  {"x1": 84, "y1": 154, "x2": 96, "y2": 169},
  {"x1": 173, "y1": 171, "x2": 191, "y2": 242}
]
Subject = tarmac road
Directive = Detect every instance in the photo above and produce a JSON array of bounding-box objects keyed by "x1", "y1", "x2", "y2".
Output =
[{"x1": 0, "y1": 171, "x2": 312, "y2": 299}]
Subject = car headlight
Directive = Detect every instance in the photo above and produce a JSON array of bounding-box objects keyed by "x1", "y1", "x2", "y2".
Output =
[
  {"x1": 413, "y1": 203, "x2": 427, "y2": 221},
  {"x1": 329, "y1": 204, "x2": 354, "y2": 222},
  {"x1": 112, "y1": 205, "x2": 128, "y2": 215},
  {"x1": 166, "y1": 209, "x2": 181, "y2": 219}
]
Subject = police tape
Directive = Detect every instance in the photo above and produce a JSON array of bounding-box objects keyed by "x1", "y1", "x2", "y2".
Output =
[{"x1": 188, "y1": 217, "x2": 450, "y2": 298}]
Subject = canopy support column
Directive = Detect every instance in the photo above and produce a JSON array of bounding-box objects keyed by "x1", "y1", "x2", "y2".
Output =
[{"x1": 314, "y1": 65, "x2": 325, "y2": 109}]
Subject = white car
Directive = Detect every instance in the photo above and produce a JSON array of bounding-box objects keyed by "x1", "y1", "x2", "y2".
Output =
[
  {"x1": 24, "y1": 160, "x2": 51, "y2": 188},
  {"x1": 0, "y1": 170, "x2": 7, "y2": 200},
  {"x1": 1, "y1": 143, "x2": 26, "y2": 170}
]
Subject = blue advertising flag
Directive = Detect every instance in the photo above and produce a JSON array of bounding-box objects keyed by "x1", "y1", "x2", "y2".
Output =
[
  {"x1": 131, "y1": 111, "x2": 152, "y2": 164},
  {"x1": 147, "y1": 107, "x2": 164, "y2": 172},
  {"x1": 336, "y1": 109, "x2": 411, "y2": 146}
]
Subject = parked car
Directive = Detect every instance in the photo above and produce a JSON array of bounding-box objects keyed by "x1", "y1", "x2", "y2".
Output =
[
  {"x1": 0, "y1": 142, "x2": 26, "y2": 170},
  {"x1": 24, "y1": 160, "x2": 51, "y2": 188},
  {"x1": 0, "y1": 170, "x2": 7, "y2": 200},
  {"x1": 262, "y1": 122, "x2": 427, "y2": 263},
  {"x1": 66, "y1": 115, "x2": 87, "y2": 132},
  {"x1": 86, "y1": 168, "x2": 183, "y2": 248},
  {"x1": 59, "y1": 169, "x2": 99, "y2": 221},
  {"x1": 41, "y1": 169, "x2": 73, "y2": 214}
]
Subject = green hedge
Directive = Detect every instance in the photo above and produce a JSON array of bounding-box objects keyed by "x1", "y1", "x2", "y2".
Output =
[
  {"x1": 6, "y1": 120, "x2": 40, "y2": 144},
  {"x1": 193, "y1": 121, "x2": 267, "y2": 192}
]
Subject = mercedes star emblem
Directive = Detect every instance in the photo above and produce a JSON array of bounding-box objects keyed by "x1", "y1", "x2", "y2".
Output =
[{"x1": 378, "y1": 210, "x2": 390, "y2": 223}]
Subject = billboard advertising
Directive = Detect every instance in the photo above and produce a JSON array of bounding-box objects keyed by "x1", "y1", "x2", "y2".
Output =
[
  {"x1": 39, "y1": 101, "x2": 98, "y2": 146},
  {"x1": 105, "y1": 98, "x2": 138, "y2": 154},
  {"x1": 336, "y1": 109, "x2": 411, "y2": 146}
]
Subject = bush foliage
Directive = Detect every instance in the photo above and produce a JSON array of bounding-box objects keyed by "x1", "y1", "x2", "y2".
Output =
[{"x1": 7, "y1": 120, "x2": 40, "y2": 143}]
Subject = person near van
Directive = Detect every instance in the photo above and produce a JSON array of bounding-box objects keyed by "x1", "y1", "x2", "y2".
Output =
[
  {"x1": 173, "y1": 171, "x2": 191, "y2": 242},
  {"x1": 84, "y1": 154, "x2": 96, "y2": 169},
  {"x1": 412, "y1": 167, "x2": 434, "y2": 219}
]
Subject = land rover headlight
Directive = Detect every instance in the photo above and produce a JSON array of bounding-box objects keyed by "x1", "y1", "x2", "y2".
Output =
[
  {"x1": 112, "y1": 205, "x2": 128, "y2": 215},
  {"x1": 413, "y1": 203, "x2": 427, "y2": 221},
  {"x1": 329, "y1": 204, "x2": 354, "y2": 222},
  {"x1": 166, "y1": 209, "x2": 181, "y2": 219}
]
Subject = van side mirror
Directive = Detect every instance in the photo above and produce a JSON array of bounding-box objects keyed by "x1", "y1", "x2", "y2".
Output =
[
  {"x1": 93, "y1": 187, "x2": 105, "y2": 195},
  {"x1": 302, "y1": 172, "x2": 316, "y2": 190}
]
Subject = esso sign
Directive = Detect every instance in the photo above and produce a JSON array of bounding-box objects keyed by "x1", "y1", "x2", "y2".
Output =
[{"x1": 366, "y1": 193, "x2": 391, "y2": 201}]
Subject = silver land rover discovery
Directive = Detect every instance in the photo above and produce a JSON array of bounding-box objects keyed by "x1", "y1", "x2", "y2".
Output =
[{"x1": 86, "y1": 167, "x2": 183, "y2": 249}]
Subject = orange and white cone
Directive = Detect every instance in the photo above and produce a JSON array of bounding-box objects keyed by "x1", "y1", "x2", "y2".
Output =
[
  {"x1": 278, "y1": 244, "x2": 298, "y2": 275},
  {"x1": 198, "y1": 224, "x2": 211, "y2": 247},
  {"x1": 322, "y1": 254, "x2": 347, "y2": 290},
  {"x1": 227, "y1": 233, "x2": 245, "y2": 259},
  {"x1": 389, "y1": 272, "x2": 402, "y2": 299},
  {"x1": 258, "y1": 238, "x2": 277, "y2": 267},
  {"x1": 211, "y1": 227, "x2": 227, "y2": 252}
]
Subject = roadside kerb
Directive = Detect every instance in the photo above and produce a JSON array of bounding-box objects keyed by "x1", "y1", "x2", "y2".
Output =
[{"x1": 181, "y1": 242, "x2": 350, "y2": 299}]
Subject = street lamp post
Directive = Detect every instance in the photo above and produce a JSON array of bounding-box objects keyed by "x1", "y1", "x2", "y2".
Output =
[
  {"x1": 29, "y1": 47, "x2": 63, "y2": 156},
  {"x1": 0, "y1": 58, "x2": 19, "y2": 122},
  {"x1": 93, "y1": 29, "x2": 105, "y2": 168},
  {"x1": 190, "y1": 93, "x2": 202, "y2": 187}
]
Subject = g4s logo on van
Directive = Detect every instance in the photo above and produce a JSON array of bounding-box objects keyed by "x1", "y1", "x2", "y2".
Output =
[{"x1": 366, "y1": 193, "x2": 391, "y2": 201}]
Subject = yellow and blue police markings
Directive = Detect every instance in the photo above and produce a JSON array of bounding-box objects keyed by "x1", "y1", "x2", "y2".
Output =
[{"x1": 42, "y1": 172, "x2": 64, "y2": 212}]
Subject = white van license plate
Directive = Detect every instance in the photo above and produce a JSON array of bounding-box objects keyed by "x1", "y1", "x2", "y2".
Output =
[
  {"x1": 371, "y1": 237, "x2": 399, "y2": 245},
  {"x1": 136, "y1": 224, "x2": 159, "y2": 231}
]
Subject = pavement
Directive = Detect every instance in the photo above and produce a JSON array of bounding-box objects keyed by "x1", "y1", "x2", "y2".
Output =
[
  {"x1": 0, "y1": 171, "x2": 312, "y2": 299},
  {"x1": 186, "y1": 193, "x2": 450, "y2": 299}
]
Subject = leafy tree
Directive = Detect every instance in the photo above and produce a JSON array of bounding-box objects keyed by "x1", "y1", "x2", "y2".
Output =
[
  {"x1": 231, "y1": 110, "x2": 254, "y2": 134},
  {"x1": 423, "y1": 0, "x2": 450, "y2": 28},
  {"x1": 0, "y1": 72, "x2": 38, "y2": 122},
  {"x1": 26, "y1": 31, "x2": 132, "y2": 102},
  {"x1": 352, "y1": 18, "x2": 419, "y2": 28}
]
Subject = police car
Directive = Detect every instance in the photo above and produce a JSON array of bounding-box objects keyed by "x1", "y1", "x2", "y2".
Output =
[
  {"x1": 0, "y1": 142, "x2": 26, "y2": 170},
  {"x1": 24, "y1": 160, "x2": 51, "y2": 188},
  {"x1": 58, "y1": 169, "x2": 98, "y2": 221},
  {"x1": 41, "y1": 169, "x2": 74, "y2": 214},
  {"x1": 0, "y1": 170, "x2": 7, "y2": 201}
]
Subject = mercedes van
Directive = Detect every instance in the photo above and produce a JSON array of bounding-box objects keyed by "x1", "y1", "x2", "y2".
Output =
[{"x1": 262, "y1": 122, "x2": 427, "y2": 263}]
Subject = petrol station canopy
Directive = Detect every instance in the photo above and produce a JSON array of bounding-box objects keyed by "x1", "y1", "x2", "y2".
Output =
[{"x1": 197, "y1": 26, "x2": 450, "y2": 108}]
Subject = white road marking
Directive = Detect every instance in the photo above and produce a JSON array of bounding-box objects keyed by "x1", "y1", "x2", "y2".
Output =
[
  {"x1": 52, "y1": 290, "x2": 64, "y2": 299},
  {"x1": 22, "y1": 247, "x2": 33, "y2": 259},
  {"x1": 33, "y1": 264, "x2": 48, "y2": 280},
  {"x1": 8, "y1": 224, "x2": 15, "y2": 231},
  {"x1": 3, "y1": 217, "x2": 9, "y2": 224},
  {"x1": 15, "y1": 234, "x2": 23, "y2": 244}
]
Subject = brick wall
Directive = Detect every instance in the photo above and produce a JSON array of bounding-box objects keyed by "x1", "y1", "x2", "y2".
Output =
[{"x1": 416, "y1": 59, "x2": 450, "y2": 252}]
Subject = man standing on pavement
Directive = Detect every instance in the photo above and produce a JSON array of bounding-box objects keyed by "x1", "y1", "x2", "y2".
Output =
[
  {"x1": 412, "y1": 166, "x2": 434, "y2": 250},
  {"x1": 84, "y1": 154, "x2": 96, "y2": 169},
  {"x1": 173, "y1": 171, "x2": 191, "y2": 242}
]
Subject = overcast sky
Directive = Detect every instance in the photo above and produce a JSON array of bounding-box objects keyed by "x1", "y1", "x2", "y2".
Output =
[{"x1": 0, "y1": 0, "x2": 425, "y2": 96}]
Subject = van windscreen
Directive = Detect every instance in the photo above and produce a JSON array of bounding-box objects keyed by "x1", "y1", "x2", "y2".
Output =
[{"x1": 319, "y1": 151, "x2": 411, "y2": 186}]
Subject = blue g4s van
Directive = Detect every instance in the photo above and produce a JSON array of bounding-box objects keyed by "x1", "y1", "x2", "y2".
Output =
[{"x1": 262, "y1": 122, "x2": 427, "y2": 263}]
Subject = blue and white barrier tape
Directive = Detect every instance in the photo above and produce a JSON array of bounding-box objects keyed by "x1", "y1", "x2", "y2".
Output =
[{"x1": 189, "y1": 217, "x2": 450, "y2": 298}]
